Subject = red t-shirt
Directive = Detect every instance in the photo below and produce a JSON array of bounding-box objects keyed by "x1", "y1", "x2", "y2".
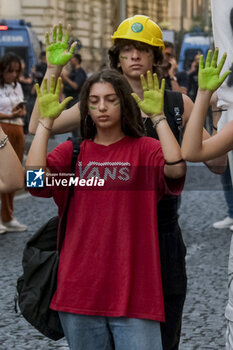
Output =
[{"x1": 31, "y1": 136, "x2": 184, "y2": 322}]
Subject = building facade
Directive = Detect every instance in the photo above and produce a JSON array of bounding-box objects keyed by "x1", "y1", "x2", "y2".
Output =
[{"x1": 0, "y1": 0, "x2": 210, "y2": 71}]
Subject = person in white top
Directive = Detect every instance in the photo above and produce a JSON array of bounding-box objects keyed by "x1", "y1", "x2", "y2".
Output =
[{"x1": 0, "y1": 52, "x2": 27, "y2": 233}]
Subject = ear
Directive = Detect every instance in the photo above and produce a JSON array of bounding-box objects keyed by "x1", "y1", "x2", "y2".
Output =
[{"x1": 117, "y1": 61, "x2": 121, "y2": 68}]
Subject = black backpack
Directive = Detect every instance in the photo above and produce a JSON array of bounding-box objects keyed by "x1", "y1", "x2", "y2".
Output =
[{"x1": 15, "y1": 138, "x2": 81, "y2": 340}]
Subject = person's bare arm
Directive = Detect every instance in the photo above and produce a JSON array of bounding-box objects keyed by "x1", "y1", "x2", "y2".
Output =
[
  {"x1": 0, "y1": 126, "x2": 24, "y2": 192},
  {"x1": 182, "y1": 89, "x2": 233, "y2": 161},
  {"x1": 27, "y1": 77, "x2": 73, "y2": 172},
  {"x1": 132, "y1": 71, "x2": 186, "y2": 179},
  {"x1": 181, "y1": 50, "x2": 231, "y2": 165},
  {"x1": 182, "y1": 91, "x2": 227, "y2": 174}
]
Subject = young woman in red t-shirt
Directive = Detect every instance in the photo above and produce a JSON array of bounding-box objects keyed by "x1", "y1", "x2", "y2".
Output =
[{"x1": 26, "y1": 68, "x2": 186, "y2": 350}]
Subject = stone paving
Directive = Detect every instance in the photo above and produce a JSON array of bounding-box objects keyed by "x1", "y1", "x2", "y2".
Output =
[{"x1": 0, "y1": 136, "x2": 231, "y2": 349}]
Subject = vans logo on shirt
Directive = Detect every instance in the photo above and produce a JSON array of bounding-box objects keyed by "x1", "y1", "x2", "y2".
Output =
[{"x1": 78, "y1": 161, "x2": 131, "y2": 181}]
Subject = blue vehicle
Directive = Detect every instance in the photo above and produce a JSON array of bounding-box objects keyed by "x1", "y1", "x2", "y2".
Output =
[
  {"x1": 178, "y1": 32, "x2": 213, "y2": 71},
  {"x1": 0, "y1": 19, "x2": 40, "y2": 74}
]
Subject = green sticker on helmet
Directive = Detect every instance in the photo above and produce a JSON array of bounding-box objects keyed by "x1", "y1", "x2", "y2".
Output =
[{"x1": 131, "y1": 23, "x2": 143, "y2": 33}]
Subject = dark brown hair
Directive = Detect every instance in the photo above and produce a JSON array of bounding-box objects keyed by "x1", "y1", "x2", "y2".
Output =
[
  {"x1": 79, "y1": 68, "x2": 144, "y2": 140},
  {"x1": 0, "y1": 52, "x2": 21, "y2": 87}
]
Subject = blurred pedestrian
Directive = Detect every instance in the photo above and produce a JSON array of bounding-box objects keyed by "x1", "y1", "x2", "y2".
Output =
[
  {"x1": 0, "y1": 52, "x2": 27, "y2": 232},
  {"x1": 61, "y1": 53, "x2": 87, "y2": 137},
  {"x1": 34, "y1": 51, "x2": 47, "y2": 87},
  {"x1": 19, "y1": 59, "x2": 34, "y2": 133},
  {"x1": 213, "y1": 162, "x2": 233, "y2": 229},
  {"x1": 210, "y1": 94, "x2": 233, "y2": 229},
  {"x1": 163, "y1": 41, "x2": 188, "y2": 94},
  {"x1": 187, "y1": 52, "x2": 202, "y2": 101},
  {"x1": 61, "y1": 53, "x2": 86, "y2": 109}
]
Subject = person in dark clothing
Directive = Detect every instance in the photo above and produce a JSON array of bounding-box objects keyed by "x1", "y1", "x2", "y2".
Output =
[
  {"x1": 34, "y1": 51, "x2": 47, "y2": 87},
  {"x1": 19, "y1": 59, "x2": 35, "y2": 133},
  {"x1": 163, "y1": 41, "x2": 188, "y2": 94},
  {"x1": 187, "y1": 52, "x2": 201, "y2": 102},
  {"x1": 61, "y1": 53, "x2": 86, "y2": 109},
  {"x1": 109, "y1": 16, "x2": 226, "y2": 350}
]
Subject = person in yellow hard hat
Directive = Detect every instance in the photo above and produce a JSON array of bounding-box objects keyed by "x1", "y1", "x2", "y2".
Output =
[
  {"x1": 28, "y1": 17, "x2": 227, "y2": 350},
  {"x1": 108, "y1": 17, "x2": 227, "y2": 349}
]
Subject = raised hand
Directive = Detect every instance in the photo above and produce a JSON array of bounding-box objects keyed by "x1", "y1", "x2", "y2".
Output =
[
  {"x1": 45, "y1": 23, "x2": 77, "y2": 66},
  {"x1": 131, "y1": 71, "x2": 165, "y2": 116},
  {"x1": 35, "y1": 76, "x2": 73, "y2": 119},
  {"x1": 198, "y1": 49, "x2": 231, "y2": 91}
]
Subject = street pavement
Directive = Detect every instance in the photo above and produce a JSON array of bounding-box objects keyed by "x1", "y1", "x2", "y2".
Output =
[{"x1": 0, "y1": 134, "x2": 231, "y2": 349}]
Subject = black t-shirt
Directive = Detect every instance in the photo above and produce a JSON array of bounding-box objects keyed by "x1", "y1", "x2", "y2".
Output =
[
  {"x1": 187, "y1": 68, "x2": 198, "y2": 102},
  {"x1": 35, "y1": 62, "x2": 47, "y2": 86},
  {"x1": 63, "y1": 67, "x2": 87, "y2": 101}
]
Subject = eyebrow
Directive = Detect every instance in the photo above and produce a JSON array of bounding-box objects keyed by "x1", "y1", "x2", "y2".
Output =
[{"x1": 89, "y1": 93, "x2": 118, "y2": 98}]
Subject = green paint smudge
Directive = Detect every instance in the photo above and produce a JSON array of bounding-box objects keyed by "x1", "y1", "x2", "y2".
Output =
[
  {"x1": 113, "y1": 101, "x2": 120, "y2": 106},
  {"x1": 89, "y1": 106, "x2": 97, "y2": 110},
  {"x1": 120, "y1": 55, "x2": 128, "y2": 60}
]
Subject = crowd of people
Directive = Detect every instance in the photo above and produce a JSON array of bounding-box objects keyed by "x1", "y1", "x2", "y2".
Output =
[{"x1": 0, "y1": 14, "x2": 233, "y2": 350}]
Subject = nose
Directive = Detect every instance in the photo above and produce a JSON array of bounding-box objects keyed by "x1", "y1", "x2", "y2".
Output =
[
  {"x1": 98, "y1": 98, "x2": 107, "y2": 111},
  {"x1": 131, "y1": 48, "x2": 141, "y2": 60}
]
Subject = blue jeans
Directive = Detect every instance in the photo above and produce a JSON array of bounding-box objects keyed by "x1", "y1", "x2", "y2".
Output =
[
  {"x1": 59, "y1": 312, "x2": 162, "y2": 350},
  {"x1": 221, "y1": 163, "x2": 233, "y2": 218}
]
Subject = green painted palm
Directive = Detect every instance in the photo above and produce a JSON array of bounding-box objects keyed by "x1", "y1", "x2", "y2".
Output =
[
  {"x1": 198, "y1": 49, "x2": 231, "y2": 91},
  {"x1": 131, "y1": 71, "x2": 165, "y2": 116},
  {"x1": 35, "y1": 76, "x2": 73, "y2": 119},
  {"x1": 46, "y1": 23, "x2": 77, "y2": 66}
]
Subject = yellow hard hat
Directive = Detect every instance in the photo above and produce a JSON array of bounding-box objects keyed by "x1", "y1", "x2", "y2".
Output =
[{"x1": 112, "y1": 15, "x2": 165, "y2": 51}]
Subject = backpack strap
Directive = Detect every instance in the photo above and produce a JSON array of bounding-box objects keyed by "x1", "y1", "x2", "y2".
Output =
[
  {"x1": 57, "y1": 137, "x2": 82, "y2": 251},
  {"x1": 69, "y1": 137, "x2": 82, "y2": 195},
  {"x1": 164, "y1": 90, "x2": 184, "y2": 145}
]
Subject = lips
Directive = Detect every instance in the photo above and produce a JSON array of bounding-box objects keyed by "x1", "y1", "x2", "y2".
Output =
[
  {"x1": 130, "y1": 64, "x2": 142, "y2": 69},
  {"x1": 97, "y1": 115, "x2": 109, "y2": 121}
]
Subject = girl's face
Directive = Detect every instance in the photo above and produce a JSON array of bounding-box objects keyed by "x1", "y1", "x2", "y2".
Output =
[
  {"x1": 3, "y1": 62, "x2": 21, "y2": 84},
  {"x1": 88, "y1": 82, "x2": 121, "y2": 132}
]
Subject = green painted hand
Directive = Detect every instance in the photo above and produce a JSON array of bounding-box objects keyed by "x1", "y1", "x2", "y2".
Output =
[
  {"x1": 35, "y1": 76, "x2": 73, "y2": 119},
  {"x1": 198, "y1": 49, "x2": 231, "y2": 91},
  {"x1": 45, "y1": 23, "x2": 77, "y2": 66},
  {"x1": 131, "y1": 71, "x2": 165, "y2": 116}
]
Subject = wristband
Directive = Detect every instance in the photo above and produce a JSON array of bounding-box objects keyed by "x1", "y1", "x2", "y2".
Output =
[
  {"x1": 152, "y1": 116, "x2": 167, "y2": 129},
  {"x1": 165, "y1": 159, "x2": 184, "y2": 165},
  {"x1": 0, "y1": 134, "x2": 8, "y2": 149},
  {"x1": 212, "y1": 109, "x2": 227, "y2": 113},
  {"x1": 38, "y1": 120, "x2": 52, "y2": 131}
]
